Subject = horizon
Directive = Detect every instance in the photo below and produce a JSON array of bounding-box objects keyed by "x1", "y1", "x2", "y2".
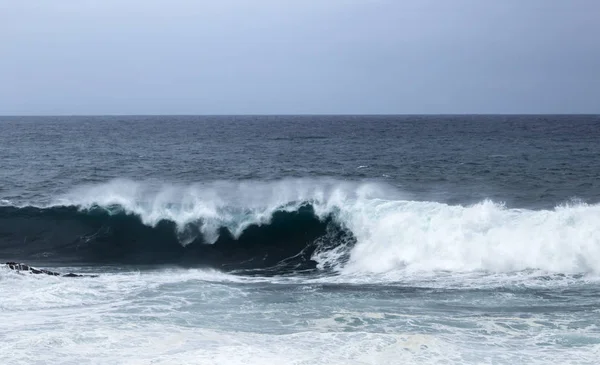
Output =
[{"x1": 0, "y1": 113, "x2": 600, "y2": 118}]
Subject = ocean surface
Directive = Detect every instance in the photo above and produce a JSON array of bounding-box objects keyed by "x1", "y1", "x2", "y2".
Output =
[{"x1": 1, "y1": 115, "x2": 600, "y2": 364}]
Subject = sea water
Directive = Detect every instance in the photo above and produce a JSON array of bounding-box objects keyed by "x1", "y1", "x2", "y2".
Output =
[{"x1": 1, "y1": 115, "x2": 599, "y2": 364}]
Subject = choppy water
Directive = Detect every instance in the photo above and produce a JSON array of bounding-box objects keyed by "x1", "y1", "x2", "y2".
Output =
[{"x1": 1, "y1": 115, "x2": 600, "y2": 364}]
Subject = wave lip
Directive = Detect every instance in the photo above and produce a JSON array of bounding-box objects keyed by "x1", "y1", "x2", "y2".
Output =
[{"x1": 50, "y1": 178, "x2": 388, "y2": 244}]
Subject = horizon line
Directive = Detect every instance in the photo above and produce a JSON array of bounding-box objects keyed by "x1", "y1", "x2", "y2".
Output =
[{"x1": 1, "y1": 113, "x2": 599, "y2": 118}]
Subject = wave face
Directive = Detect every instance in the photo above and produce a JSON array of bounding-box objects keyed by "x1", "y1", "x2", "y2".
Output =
[
  {"x1": 0, "y1": 204, "x2": 345, "y2": 274},
  {"x1": 2, "y1": 179, "x2": 600, "y2": 275}
]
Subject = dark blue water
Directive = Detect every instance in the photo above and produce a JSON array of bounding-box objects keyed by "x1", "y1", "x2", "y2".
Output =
[
  {"x1": 1, "y1": 115, "x2": 600, "y2": 365},
  {"x1": 2, "y1": 115, "x2": 599, "y2": 208}
]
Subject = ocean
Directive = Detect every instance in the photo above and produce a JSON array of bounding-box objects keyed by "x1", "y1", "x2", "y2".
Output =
[{"x1": 1, "y1": 115, "x2": 599, "y2": 364}]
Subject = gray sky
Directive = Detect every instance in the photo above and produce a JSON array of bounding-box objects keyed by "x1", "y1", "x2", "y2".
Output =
[{"x1": 1, "y1": 0, "x2": 598, "y2": 115}]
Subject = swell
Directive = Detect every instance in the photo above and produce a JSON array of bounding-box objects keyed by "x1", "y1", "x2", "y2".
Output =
[{"x1": 0, "y1": 205, "x2": 352, "y2": 274}]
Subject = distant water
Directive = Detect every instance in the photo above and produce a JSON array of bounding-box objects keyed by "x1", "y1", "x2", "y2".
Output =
[{"x1": 1, "y1": 115, "x2": 599, "y2": 364}]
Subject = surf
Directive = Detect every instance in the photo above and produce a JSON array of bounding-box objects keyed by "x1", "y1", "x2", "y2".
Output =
[{"x1": 1, "y1": 178, "x2": 600, "y2": 276}]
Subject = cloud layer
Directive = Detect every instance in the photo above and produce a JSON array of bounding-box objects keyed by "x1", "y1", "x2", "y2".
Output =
[{"x1": 1, "y1": 0, "x2": 598, "y2": 114}]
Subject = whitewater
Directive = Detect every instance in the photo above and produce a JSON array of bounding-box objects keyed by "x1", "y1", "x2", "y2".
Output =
[{"x1": 2, "y1": 115, "x2": 600, "y2": 364}]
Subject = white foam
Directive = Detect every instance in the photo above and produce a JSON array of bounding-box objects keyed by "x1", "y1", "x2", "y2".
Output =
[
  {"x1": 335, "y1": 199, "x2": 600, "y2": 274},
  {"x1": 1, "y1": 267, "x2": 598, "y2": 365}
]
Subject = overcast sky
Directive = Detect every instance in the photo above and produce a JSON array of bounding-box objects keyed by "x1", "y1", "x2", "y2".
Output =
[{"x1": 1, "y1": 0, "x2": 598, "y2": 115}]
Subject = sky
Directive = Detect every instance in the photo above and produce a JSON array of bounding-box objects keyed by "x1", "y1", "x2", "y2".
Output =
[{"x1": 0, "y1": 0, "x2": 599, "y2": 115}]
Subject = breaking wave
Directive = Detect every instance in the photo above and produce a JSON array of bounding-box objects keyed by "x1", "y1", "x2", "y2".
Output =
[{"x1": 1, "y1": 179, "x2": 600, "y2": 275}]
